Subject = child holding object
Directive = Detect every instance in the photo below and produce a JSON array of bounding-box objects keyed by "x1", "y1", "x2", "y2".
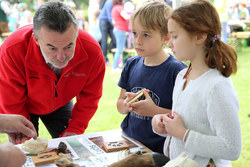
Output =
[
  {"x1": 116, "y1": 1, "x2": 186, "y2": 154},
  {"x1": 152, "y1": 0, "x2": 241, "y2": 166}
]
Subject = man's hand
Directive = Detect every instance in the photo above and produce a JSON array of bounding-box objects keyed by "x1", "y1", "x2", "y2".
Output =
[
  {"x1": 0, "y1": 142, "x2": 26, "y2": 167},
  {"x1": 0, "y1": 114, "x2": 37, "y2": 143}
]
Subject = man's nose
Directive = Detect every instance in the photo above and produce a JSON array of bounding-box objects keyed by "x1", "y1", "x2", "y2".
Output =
[{"x1": 56, "y1": 53, "x2": 66, "y2": 62}]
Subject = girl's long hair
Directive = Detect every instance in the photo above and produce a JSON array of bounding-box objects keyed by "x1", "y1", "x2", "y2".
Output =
[{"x1": 169, "y1": 0, "x2": 237, "y2": 77}]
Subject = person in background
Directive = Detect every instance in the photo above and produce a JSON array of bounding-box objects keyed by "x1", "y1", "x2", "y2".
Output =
[
  {"x1": 99, "y1": 0, "x2": 107, "y2": 10},
  {"x1": 99, "y1": 0, "x2": 116, "y2": 66},
  {"x1": 229, "y1": 3, "x2": 240, "y2": 21},
  {"x1": 228, "y1": 3, "x2": 246, "y2": 32},
  {"x1": 247, "y1": 1, "x2": 250, "y2": 16},
  {"x1": 7, "y1": 2, "x2": 18, "y2": 32},
  {"x1": 88, "y1": 0, "x2": 102, "y2": 42},
  {"x1": 111, "y1": 0, "x2": 130, "y2": 73},
  {"x1": 214, "y1": 0, "x2": 230, "y2": 43},
  {"x1": 132, "y1": 0, "x2": 165, "y2": 8},
  {"x1": 124, "y1": 1, "x2": 135, "y2": 50},
  {"x1": 117, "y1": 1, "x2": 186, "y2": 154},
  {"x1": 0, "y1": 114, "x2": 37, "y2": 167},
  {"x1": 165, "y1": 0, "x2": 172, "y2": 7},
  {"x1": 152, "y1": 0, "x2": 241, "y2": 166},
  {"x1": 38, "y1": 0, "x2": 45, "y2": 6},
  {"x1": 239, "y1": 2, "x2": 249, "y2": 20},
  {"x1": 119, "y1": 0, "x2": 136, "y2": 66},
  {"x1": 0, "y1": 0, "x2": 105, "y2": 139},
  {"x1": 0, "y1": 0, "x2": 10, "y2": 43},
  {"x1": 76, "y1": 10, "x2": 86, "y2": 30},
  {"x1": 16, "y1": 2, "x2": 33, "y2": 28}
]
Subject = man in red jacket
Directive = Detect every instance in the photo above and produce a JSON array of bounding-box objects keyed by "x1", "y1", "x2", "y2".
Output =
[{"x1": 0, "y1": 1, "x2": 106, "y2": 138}]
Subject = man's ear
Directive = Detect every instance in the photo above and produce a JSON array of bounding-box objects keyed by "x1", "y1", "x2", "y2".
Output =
[
  {"x1": 32, "y1": 33, "x2": 39, "y2": 45},
  {"x1": 196, "y1": 33, "x2": 207, "y2": 45}
]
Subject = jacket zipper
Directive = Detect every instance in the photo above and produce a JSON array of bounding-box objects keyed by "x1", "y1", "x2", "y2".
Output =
[
  {"x1": 54, "y1": 67, "x2": 72, "y2": 98},
  {"x1": 53, "y1": 60, "x2": 82, "y2": 98}
]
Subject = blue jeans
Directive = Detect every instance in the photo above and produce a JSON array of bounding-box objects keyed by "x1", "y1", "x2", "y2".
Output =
[
  {"x1": 113, "y1": 28, "x2": 127, "y2": 69},
  {"x1": 99, "y1": 20, "x2": 116, "y2": 62},
  {"x1": 221, "y1": 21, "x2": 229, "y2": 43}
]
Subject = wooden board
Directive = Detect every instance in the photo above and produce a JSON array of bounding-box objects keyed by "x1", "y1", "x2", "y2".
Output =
[
  {"x1": 103, "y1": 140, "x2": 130, "y2": 153},
  {"x1": 89, "y1": 136, "x2": 138, "y2": 152},
  {"x1": 231, "y1": 31, "x2": 250, "y2": 39},
  {"x1": 31, "y1": 151, "x2": 58, "y2": 166}
]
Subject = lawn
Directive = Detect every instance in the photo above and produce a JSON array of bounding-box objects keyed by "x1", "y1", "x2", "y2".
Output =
[{"x1": 0, "y1": 47, "x2": 249, "y2": 166}]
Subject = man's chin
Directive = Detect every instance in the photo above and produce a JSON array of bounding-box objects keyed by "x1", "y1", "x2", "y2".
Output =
[
  {"x1": 52, "y1": 64, "x2": 66, "y2": 69},
  {"x1": 51, "y1": 61, "x2": 69, "y2": 69}
]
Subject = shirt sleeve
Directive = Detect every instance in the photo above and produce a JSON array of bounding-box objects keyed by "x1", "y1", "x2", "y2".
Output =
[
  {"x1": 0, "y1": 50, "x2": 29, "y2": 119},
  {"x1": 117, "y1": 57, "x2": 134, "y2": 90}
]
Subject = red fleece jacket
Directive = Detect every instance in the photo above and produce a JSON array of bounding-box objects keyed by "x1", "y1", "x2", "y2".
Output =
[{"x1": 0, "y1": 25, "x2": 105, "y2": 135}]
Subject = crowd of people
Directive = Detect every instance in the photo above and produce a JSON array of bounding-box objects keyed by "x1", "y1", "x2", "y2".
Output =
[
  {"x1": 0, "y1": 0, "x2": 245, "y2": 167},
  {"x1": 0, "y1": 0, "x2": 174, "y2": 72},
  {"x1": 214, "y1": 0, "x2": 250, "y2": 43},
  {"x1": 0, "y1": 1, "x2": 33, "y2": 33},
  {"x1": 1, "y1": 0, "x2": 250, "y2": 67},
  {"x1": 95, "y1": 0, "x2": 173, "y2": 72}
]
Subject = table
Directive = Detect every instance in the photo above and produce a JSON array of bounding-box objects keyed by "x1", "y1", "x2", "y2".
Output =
[
  {"x1": 22, "y1": 129, "x2": 150, "y2": 167},
  {"x1": 231, "y1": 31, "x2": 250, "y2": 39},
  {"x1": 242, "y1": 19, "x2": 250, "y2": 30}
]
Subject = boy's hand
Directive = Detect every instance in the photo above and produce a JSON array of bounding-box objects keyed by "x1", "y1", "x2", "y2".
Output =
[
  {"x1": 124, "y1": 89, "x2": 149, "y2": 112},
  {"x1": 127, "y1": 91, "x2": 144, "y2": 104},
  {"x1": 124, "y1": 91, "x2": 139, "y2": 112},
  {"x1": 130, "y1": 89, "x2": 157, "y2": 117}
]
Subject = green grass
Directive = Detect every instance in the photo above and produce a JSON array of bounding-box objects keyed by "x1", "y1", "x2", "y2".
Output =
[
  {"x1": 0, "y1": 47, "x2": 250, "y2": 166},
  {"x1": 231, "y1": 47, "x2": 250, "y2": 167}
]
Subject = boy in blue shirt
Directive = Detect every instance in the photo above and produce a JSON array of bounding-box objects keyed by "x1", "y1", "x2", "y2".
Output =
[{"x1": 117, "y1": 1, "x2": 186, "y2": 154}]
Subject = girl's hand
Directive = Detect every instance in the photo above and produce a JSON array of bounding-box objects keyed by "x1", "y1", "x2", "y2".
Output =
[
  {"x1": 152, "y1": 114, "x2": 168, "y2": 134},
  {"x1": 162, "y1": 112, "x2": 187, "y2": 140}
]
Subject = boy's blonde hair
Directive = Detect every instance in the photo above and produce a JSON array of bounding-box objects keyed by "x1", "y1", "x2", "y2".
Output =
[{"x1": 130, "y1": 1, "x2": 172, "y2": 37}]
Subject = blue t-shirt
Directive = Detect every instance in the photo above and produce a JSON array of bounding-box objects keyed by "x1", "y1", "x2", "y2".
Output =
[{"x1": 118, "y1": 55, "x2": 186, "y2": 153}]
